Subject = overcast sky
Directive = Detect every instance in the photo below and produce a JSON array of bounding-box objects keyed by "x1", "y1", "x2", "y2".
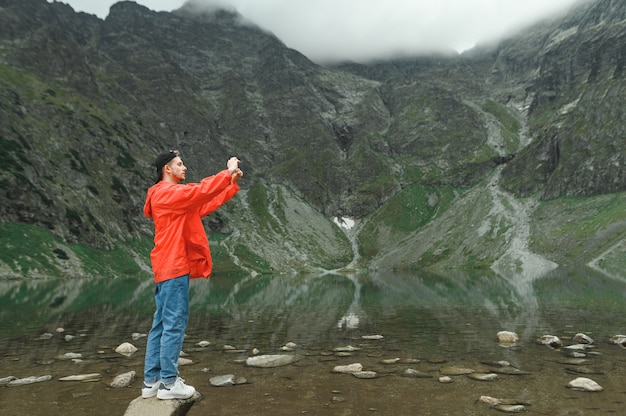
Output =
[{"x1": 54, "y1": 0, "x2": 586, "y2": 63}]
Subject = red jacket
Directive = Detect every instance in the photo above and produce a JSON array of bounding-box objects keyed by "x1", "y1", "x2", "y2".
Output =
[{"x1": 143, "y1": 170, "x2": 239, "y2": 283}]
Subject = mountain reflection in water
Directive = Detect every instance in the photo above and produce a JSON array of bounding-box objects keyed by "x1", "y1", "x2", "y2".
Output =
[{"x1": 0, "y1": 267, "x2": 625, "y2": 416}]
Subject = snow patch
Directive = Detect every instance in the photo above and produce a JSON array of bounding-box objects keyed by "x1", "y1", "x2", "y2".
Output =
[{"x1": 333, "y1": 216, "x2": 355, "y2": 230}]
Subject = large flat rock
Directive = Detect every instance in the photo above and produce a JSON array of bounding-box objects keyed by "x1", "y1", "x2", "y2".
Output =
[{"x1": 124, "y1": 392, "x2": 202, "y2": 416}]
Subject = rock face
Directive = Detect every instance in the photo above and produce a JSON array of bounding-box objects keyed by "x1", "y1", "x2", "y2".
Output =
[{"x1": 0, "y1": 0, "x2": 623, "y2": 276}]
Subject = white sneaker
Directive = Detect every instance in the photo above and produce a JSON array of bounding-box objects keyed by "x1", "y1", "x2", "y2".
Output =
[
  {"x1": 141, "y1": 380, "x2": 160, "y2": 398},
  {"x1": 156, "y1": 377, "x2": 196, "y2": 400}
]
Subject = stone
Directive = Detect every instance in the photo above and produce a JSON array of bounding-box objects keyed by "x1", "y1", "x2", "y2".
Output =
[
  {"x1": 467, "y1": 372, "x2": 498, "y2": 381},
  {"x1": 333, "y1": 345, "x2": 361, "y2": 352},
  {"x1": 380, "y1": 358, "x2": 400, "y2": 364},
  {"x1": 361, "y1": 335, "x2": 384, "y2": 340},
  {"x1": 59, "y1": 373, "x2": 102, "y2": 382},
  {"x1": 536, "y1": 335, "x2": 563, "y2": 348},
  {"x1": 352, "y1": 371, "x2": 377, "y2": 379},
  {"x1": 440, "y1": 365, "x2": 474, "y2": 375},
  {"x1": 124, "y1": 391, "x2": 202, "y2": 416},
  {"x1": 132, "y1": 333, "x2": 147, "y2": 341},
  {"x1": 8, "y1": 375, "x2": 53, "y2": 386},
  {"x1": 0, "y1": 376, "x2": 17, "y2": 386},
  {"x1": 478, "y1": 396, "x2": 502, "y2": 406},
  {"x1": 567, "y1": 377, "x2": 603, "y2": 392},
  {"x1": 496, "y1": 331, "x2": 519, "y2": 345},
  {"x1": 197, "y1": 341, "x2": 211, "y2": 347},
  {"x1": 178, "y1": 357, "x2": 193, "y2": 366},
  {"x1": 564, "y1": 344, "x2": 593, "y2": 351},
  {"x1": 609, "y1": 335, "x2": 626, "y2": 346},
  {"x1": 110, "y1": 371, "x2": 136, "y2": 388},
  {"x1": 493, "y1": 404, "x2": 526, "y2": 413},
  {"x1": 58, "y1": 352, "x2": 82, "y2": 360},
  {"x1": 438, "y1": 376, "x2": 453, "y2": 383},
  {"x1": 245, "y1": 354, "x2": 297, "y2": 368},
  {"x1": 115, "y1": 342, "x2": 138, "y2": 357},
  {"x1": 209, "y1": 374, "x2": 235, "y2": 387},
  {"x1": 572, "y1": 333, "x2": 593, "y2": 344},
  {"x1": 64, "y1": 335, "x2": 75, "y2": 342},
  {"x1": 402, "y1": 369, "x2": 433, "y2": 378},
  {"x1": 332, "y1": 363, "x2": 363, "y2": 374}
]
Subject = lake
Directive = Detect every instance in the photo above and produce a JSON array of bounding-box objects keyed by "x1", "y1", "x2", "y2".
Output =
[{"x1": 1, "y1": 267, "x2": 625, "y2": 415}]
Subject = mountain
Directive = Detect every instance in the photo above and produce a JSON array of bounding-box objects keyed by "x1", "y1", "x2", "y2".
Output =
[{"x1": 0, "y1": 0, "x2": 624, "y2": 279}]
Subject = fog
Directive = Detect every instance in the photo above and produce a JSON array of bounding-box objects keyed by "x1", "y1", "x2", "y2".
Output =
[{"x1": 57, "y1": 0, "x2": 587, "y2": 62}]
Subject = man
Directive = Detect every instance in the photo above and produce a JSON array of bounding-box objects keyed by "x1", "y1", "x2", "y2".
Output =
[{"x1": 141, "y1": 150, "x2": 243, "y2": 400}]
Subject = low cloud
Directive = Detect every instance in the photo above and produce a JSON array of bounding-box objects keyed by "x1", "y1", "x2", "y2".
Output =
[{"x1": 62, "y1": 0, "x2": 587, "y2": 63}]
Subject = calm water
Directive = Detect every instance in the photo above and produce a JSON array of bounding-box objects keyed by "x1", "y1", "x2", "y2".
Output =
[{"x1": 0, "y1": 268, "x2": 625, "y2": 415}]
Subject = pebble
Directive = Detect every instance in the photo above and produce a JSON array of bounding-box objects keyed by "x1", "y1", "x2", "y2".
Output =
[
  {"x1": 131, "y1": 333, "x2": 146, "y2": 341},
  {"x1": 58, "y1": 352, "x2": 82, "y2": 360},
  {"x1": 361, "y1": 335, "x2": 384, "y2": 340},
  {"x1": 402, "y1": 369, "x2": 433, "y2": 378},
  {"x1": 334, "y1": 345, "x2": 361, "y2": 352},
  {"x1": 438, "y1": 376, "x2": 453, "y2": 383},
  {"x1": 197, "y1": 341, "x2": 211, "y2": 347}
]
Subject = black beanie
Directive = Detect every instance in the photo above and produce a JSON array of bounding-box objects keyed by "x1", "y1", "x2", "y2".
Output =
[{"x1": 155, "y1": 150, "x2": 178, "y2": 183}]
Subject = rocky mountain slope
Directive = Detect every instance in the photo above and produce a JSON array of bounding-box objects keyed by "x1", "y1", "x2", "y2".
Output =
[{"x1": 0, "y1": 0, "x2": 623, "y2": 278}]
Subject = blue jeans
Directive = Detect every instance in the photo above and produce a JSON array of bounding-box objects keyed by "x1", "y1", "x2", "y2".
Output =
[{"x1": 144, "y1": 274, "x2": 190, "y2": 385}]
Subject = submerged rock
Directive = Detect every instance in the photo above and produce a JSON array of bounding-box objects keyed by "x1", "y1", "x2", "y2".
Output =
[
  {"x1": 609, "y1": 335, "x2": 626, "y2": 347},
  {"x1": 353, "y1": 371, "x2": 377, "y2": 379},
  {"x1": 361, "y1": 335, "x2": 384, "y2": 340},
  {"x1": 567, "y1": 377, "x2": 603, "y2": 392},
  {"x1": 440, "y1": 365, "x2": 474, "y2": 376},
  {"x1": 468, "y1": 372, "x2": 498, "y2": 381},
  {"x1": 59, "y1": 373, "x2": 101, "y2": 382},
  {"x1": 537, "y1": 335, "x2": 563, "y2": 348},
  {"x1": 245, "y1": 354, "x2": 297, "y2": 368},
  {"x1": 210, "y1": 374, "x2": 235, "y2": 387},
  {"x1": 115, "y1": 342, "x2": 138, "y2": 357},
  {"x1": 0, "y1": 376, "x2": 17, "y2": 386},
  {"x1": 8, "y1": 375, "x2": 53, "y2": 386},
  {"x1": 402, "y1": 369, "x2": 433, "y2": 378},
  {"x1": 496, "y1": 331, "x2": 519, "y2": 345},
  {"x1": 210, "y1": 374, "x2": 249, "y2": 387},
  {"x1": 333, "y1": 363, "x2": 363, "y2": 374},
  {"x1": 493, "y1": 404, "x2": 526, "y2": 413},
  {"x1": 333, "y1": 345, "x2": 361, "y2": 352},
  {"x1": 572, "y1": 333, "x2": 594, "y2": 344}
]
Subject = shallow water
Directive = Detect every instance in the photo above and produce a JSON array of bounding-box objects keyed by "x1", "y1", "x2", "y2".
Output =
[{"x1": 0, "y1": 267, "x2": 625, "y2": 415}]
